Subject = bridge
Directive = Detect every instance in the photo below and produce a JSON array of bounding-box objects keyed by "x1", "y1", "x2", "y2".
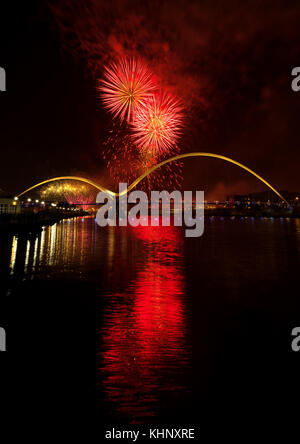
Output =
[{"x1": 17, "y1": 152, "x2": 288, "y2": 205}]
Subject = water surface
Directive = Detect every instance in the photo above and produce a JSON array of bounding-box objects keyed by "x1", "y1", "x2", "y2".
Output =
[{"x1": 1, "y1": 216, "x2": 300, "y2": 426}]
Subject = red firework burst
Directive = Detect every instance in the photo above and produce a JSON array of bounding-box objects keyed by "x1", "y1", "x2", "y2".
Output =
[
  {"x1": 99, "y1": 58, "x2": 157, "y2": 123},
  {"x1": 103, "y1": 124, "x2": 183, "y2": 193},
  {"x1": 131, "y1": 92, "x2": 183, "y2": 155}
]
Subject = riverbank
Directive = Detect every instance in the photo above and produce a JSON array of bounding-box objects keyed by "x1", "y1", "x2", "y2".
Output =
[
  {"x1": 0, "y1": 209, "x2": 89, "y2": 233},
  {"x1": 203, "y1": 207, "x2": 300, "y2": 218},
  {"x1": 1, "y1": 207, "x2": 299, "y2": 235}
]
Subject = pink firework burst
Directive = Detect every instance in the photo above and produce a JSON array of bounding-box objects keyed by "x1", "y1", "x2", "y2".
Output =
[
  {"x1": 131, "y1": 92, "x2": 183, "y2": 155},
  {"x1": 98, "y1": 58, "x2": 157, "y2": 123}
]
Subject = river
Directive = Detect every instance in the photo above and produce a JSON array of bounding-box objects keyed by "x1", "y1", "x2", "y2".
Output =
[{"x1": 1, "y1": 215, "x2": 299, "y2": 432}]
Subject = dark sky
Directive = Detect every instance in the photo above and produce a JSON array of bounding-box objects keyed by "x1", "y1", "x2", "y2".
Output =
[{"x1": 0, "y1": 0, "x2": 300, "y2": 198}]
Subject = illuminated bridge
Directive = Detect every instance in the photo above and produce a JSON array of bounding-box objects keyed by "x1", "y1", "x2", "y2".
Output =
[{"x1": 17, "y1": 152, "x2": 288, "y2": 205}]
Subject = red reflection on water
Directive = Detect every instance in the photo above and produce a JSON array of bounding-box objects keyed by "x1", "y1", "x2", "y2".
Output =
[{"x1": 100, "y1": 224, "x2": 188, "y2": 421}]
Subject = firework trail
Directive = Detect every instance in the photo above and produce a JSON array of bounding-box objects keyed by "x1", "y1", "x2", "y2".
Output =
[
  {"x1": 131, "y1": 91, "x2": 183, "y2": 155},
  {"x1": 98, "y1": 58, "x2": 157, "y2": 123}
]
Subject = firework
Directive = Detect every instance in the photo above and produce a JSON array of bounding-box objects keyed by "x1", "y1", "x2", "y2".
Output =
[
  {"x1": 99, "y1": 58, "x2": 157, "y2": 122},
  {"x1": 138, "y1": 148, "x2": 183, "y2": 193},
  {"x1": 40, "y1": 181, "x2": 96, "y2": 210},
  {"x1": 131, "y1": 91, "x2": 183, "y2": 155},
  {"x1": 102, "y1": 123, "x2": 141, "y2": 185},
  {"x1": 103, "y1": 124, "x2": 183, "y2": 193}
]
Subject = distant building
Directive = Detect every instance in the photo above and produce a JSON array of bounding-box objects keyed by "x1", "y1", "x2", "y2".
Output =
[
  {"x1": 281, "y1": 191, "x2": 300, "y2": 206},
  {"x1": 0, "y1": 197, "x2": 21, "y2": 214},
  {"x1": 226, "y1": 194, "x2": 250, "y2": 204},
  {"x1": 249, "y1": 190, "x2": 280, "y2": 203},
  {"x1": 250, "y1": 190, "x2": 300, "y2": 205}
]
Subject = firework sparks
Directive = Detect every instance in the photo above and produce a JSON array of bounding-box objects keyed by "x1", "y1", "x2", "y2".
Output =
[
  {"x1": 98, "y1": 58, "x2": 157, "y2": 123},
  {"x1": 103, "y1": 124, "x2": 183, "y2": 193},
  {"x1": 99, "y1": 59, "x2": 184, "y2": 190},
  {"x1": 102, "y1": 123, "x2": 141, "y2": 185},
  {"x1": 40, "y1": 181, "x2": 96, "y2": 210},
  {"x1": 131, "y1": 92, "x2": 183, "y2": 155}
]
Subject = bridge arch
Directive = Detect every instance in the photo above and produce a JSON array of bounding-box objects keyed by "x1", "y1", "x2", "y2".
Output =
[
  {"x1": 17, "y1": 176, "x2": 113, "y2": 198},
  {"x1": 17, "y1": 152, "x2": 288, "y2": 204}
]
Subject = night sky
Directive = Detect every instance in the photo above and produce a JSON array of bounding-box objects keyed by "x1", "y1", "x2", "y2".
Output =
[{"x1": 1, "y1": 0, "x2": 300, "y2": 197}]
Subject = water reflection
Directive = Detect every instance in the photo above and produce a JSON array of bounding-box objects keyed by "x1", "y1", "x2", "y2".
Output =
[
  {"x1": 9, "y1": 235, "x2": 18, "y2": 274},
  {"x1": 1, "y1": 216, "x2": 300, "y2": 422},
  {"x1": 4, "y1": 217, "x2": 100, "y2": 281},
  {"x1": 100, "y1": 224, "x2": 190, "y2": 421}
]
